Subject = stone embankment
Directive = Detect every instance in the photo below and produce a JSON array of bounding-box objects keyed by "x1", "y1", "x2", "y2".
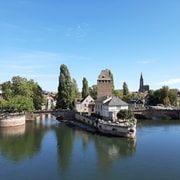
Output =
[
  {"x1": 134, "y1": 108, "x2": 180, "y2": 120},
  {"x1": 0, "y1": 114, "x2": 25, "y2": 127}
]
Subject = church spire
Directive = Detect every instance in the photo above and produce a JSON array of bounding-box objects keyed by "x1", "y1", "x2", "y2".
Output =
[{"x1": 139, "y1": 73, "x2": 144, "y2": 92}]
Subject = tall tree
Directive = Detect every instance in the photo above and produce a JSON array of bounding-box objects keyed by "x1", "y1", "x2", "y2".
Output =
[
  {"x1": 32, "y1": 83, "x2": 44, "y2": 110},
  {"x1": 89, "y1": 85, "x2": 97, "y2": 99},
  {"x1": 82, "y1": 77, "x2": 89, "y2": 98},
  {"x1": 123, "y1": 82, "x2": 129, "y2": 96},
  {"x1": 169, "y1": 89, "x2": 177, "y2": 106},
  {"x1": 56, "y1": 64, "x2": 73, "y2": 109},
  {"x1": 71, "y1": 78, "x2": 80, "y2": 100},
  {"x1": 113, "y1": 89, "x2": 123, "y2": 99},
  {"x1": 160, "y1": 86, "x2": 170, "y2": 105},
  {"x1": 109, "y1": 70, "x2": 114, "y2": 91},
  {"x1": 122, "y1": 82, "x2": 130, "y2": 103}
]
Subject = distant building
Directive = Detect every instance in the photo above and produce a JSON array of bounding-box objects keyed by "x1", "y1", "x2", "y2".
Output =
[
  {"x1": 97, "y1": 69, "x2": 113, "y2": 98},
  {"x1": 129, "y1": 99, "x2": 145, "y2": 110},
  {"x1": 139, "y1": 73, "x2": 149, "y2": 93}
]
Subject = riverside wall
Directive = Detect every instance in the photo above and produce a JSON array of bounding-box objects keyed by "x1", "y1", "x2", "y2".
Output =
[
  {"x1": 134, "y1": 109, "x2": 180, "y2": 120},
  {"x1": 0, "y1": 115, "x2": 25, "y2": 127}
]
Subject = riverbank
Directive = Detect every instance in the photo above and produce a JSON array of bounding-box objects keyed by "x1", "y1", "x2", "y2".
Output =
[{"x1": 0, "y1": 114, "x2": 25, "y2": 127}]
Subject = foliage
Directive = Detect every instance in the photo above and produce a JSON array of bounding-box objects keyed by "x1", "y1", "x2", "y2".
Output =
[
  {"x1": 117, "y1": 109, "x2": 134, "y2": 119},
  {"x1": 1, "y1": 81, "x2": 13, "y2": 100},
  {"x1": 147, "y1": 86, "x2": 177, "y2": 106},
  {"x1": 169, "y1": 89, "x2": 178, "y2": 106},
  {"x1": 8, "y1": 95, "x2": 34, "y2": 112},
  {"x1": 82, "y1": 77, "x2": 89, "y2": 98},
  {"x1": 32, "y1": 83, "x2": 44, "y2": 110},
  {"x1": 109, "y1": 70, "x2": 114, "y2": 91},
  {"x1": 113, "y1": 89, "x2": 123, "y2": 99},
  {"x1": 0, "y1": 76, "x2": 44, "y2": 112},
  {"x1": 56, "y1": 64, "x2": 73, "y2": 109},
  {"x1": 123, "y1": 82, "x2": 129, "y2": 96},
  {"x1": 89, "y1": 85, "x2": 97, "y2": 99},
  {"x1": 71, "y1": 78, "x2": 80, "y2": 100}
]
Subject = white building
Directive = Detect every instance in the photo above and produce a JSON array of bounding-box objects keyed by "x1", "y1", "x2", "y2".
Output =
[
  {"x1": 95, "y1": 96, "x2": 128, "y2": 121},
  {"x1": 75, "y1": 95, "x2": 95, "y2": 114}
]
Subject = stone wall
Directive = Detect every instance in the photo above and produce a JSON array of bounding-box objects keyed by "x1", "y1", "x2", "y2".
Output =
[
  {"x1": 0, "y1": 115, "x2": 25, "y2": 127},
  {"x1": 134, "y1": 109, "x2": 180, "y2": 120}
]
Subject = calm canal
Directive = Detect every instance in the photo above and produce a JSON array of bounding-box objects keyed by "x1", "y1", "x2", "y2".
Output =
[{"x1": 0, "y1": 114, "x2": 180, "y2": 180}]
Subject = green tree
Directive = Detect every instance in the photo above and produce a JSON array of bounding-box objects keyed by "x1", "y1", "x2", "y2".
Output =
[
  {"x1": 117, "y1": 109, "x2": 134, "y2": 119},
  {"x1": 89, "y1": 85, "x2": 97, "y2": 99},
  {"x1": 123, "y1": 82, "x2": 129, "y2": 96},
  {"x1": 160, "y1": 86, "x2": 170, "y2": 105},
  {"x1": 56, "y1": 64, "x2": 73, "y2": 109},
  {"x1": 71, "y1": 78, "x2": 80, "y2": 100},
  {"x1": 169, "y1": 89, "x2": 177, "y2": 106},
  {"x1": 1, "y1": 81, "x2": 13, "y2": 100},
  {"x1": 12, "y1": 76, "x2": 33, "y2": 97},
  {"x1": 82, "y1": 77, "x2": 89, "y2": 98},
  {"x1": 109, "y1": 70, "x2": 114, "y2": 91},
  {"x1": 147, "y1": 87, "x2": 177, "y2": 106},
  {"x1": 0, "y1": 99, "x2": 8, "y2": 112},
  {"x1": 8, "y1": 95, "x2": 34, "y2": 112},
  {"x1": 1, "y1": 76, "x2": 44, "y2": 111},
  {"x1": 113, "y1": 89, "x2": 123, "y2": 99},
  {"x1": 32, "y1": 83, "x2": 44, "y2": 110}
]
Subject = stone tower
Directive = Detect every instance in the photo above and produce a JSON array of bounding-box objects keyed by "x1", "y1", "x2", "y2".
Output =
[
  {"x1": 139, "y1": 73, "x2": 144, "y2": 93},
  {"x1": 97, "y1": 69, "x2": 113, "y2": 98}
]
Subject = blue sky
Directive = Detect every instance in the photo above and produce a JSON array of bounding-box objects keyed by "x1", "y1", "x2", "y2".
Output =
[{"x1": 0, "y1": 0, "x2": 180, "y2": 92}]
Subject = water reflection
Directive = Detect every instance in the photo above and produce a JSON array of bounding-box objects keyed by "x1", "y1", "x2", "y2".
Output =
[
  {"x1": 0, "y1": 125, "x2": 25, "y2": 137},
  {"x1": 55, "y1": 123, "x2": 75, "y2": 175},
  {"x1": 0, "y1": 114, "x2": 58, "y2": 162},
  {"x1": 0, "y1": 114, "x2": 137, "y2": 177},
  {"x1": 74, "y1": 129, "x2": 136, "y2": 172},
  {"x1": 53, "y1": 123, "x2": 137, "y2": 179}
]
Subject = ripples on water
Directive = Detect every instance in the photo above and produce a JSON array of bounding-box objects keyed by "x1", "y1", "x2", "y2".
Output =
[{"x1": 0, "y1": 115, "x2": 180, "y2": 180}]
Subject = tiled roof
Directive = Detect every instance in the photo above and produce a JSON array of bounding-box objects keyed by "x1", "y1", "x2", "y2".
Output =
[
  {"x1": 104, "y1": 96, "x2": 128, "y2": 106},
  {"x1": 95, "y1": 96, "x2": 110, "y2": 103}
]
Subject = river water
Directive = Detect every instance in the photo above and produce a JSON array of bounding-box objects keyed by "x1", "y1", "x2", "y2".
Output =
[{"x1": 0, "y1": 114, "x2": 180, "y2": 180}]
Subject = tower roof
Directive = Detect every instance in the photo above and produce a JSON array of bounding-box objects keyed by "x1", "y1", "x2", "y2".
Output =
[{"x1": 97, "y1": 69, "x2": 112, "y2": 80}]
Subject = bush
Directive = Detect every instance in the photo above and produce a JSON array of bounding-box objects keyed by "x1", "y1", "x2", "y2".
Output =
[{"x1": 117, "y1": 109, "x2": 134, "y2": 119}]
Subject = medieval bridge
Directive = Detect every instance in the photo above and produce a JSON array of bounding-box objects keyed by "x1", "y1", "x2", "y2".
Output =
[
  {"x1": 32, "y1": 109, "x2": 75, "y2": 120},
  {"x1": 133, "y1": 108, "x2": 180, "y2": 120},
  {"x1": 29, "y1": 108, "x2": 180, "y2": 121}
]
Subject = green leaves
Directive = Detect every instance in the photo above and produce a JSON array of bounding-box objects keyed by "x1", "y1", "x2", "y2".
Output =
[
  {"x1": 0, "y1": 76, "x2": 44, "y2": 112},
  {"x1": 82, "y1": 77, "x2": 89, "y2": 98},
  {"x1": 117, "y1": 109, "x2": 134, "y2": 120},
  {"x1": 56, "y1": 64, "x2": 73, "y2": 109}
]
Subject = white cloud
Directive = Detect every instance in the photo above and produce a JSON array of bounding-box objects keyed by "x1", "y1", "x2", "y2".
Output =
[{"x1": 157, "y1": 78, "x2": 180, "y2": 86}]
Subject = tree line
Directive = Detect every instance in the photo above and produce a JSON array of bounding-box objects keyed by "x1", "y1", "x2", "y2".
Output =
[
  {"x1": 56, "y1": 64, "x2": 178, "y2": 109},
  {"x1": 0, "y1": 64, "x2": 178, "y2": 112}
]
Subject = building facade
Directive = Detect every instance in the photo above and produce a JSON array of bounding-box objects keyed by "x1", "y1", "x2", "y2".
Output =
[
  {"x1": 74, "y1": 95, "x2": 95, "y2": 115},
  {"x1": 95, "y1": 96, "x2": 128, "y2": 121},
  {"x1": 97, "y1": 69, "x2": 113, "y2": 98}
]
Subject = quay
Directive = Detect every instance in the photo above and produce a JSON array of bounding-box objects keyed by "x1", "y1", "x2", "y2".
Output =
[
  {"x1": 0, "y1": 113, "x2": 25, "y2": 127},
  {"x1": 133, "y1": 108, "x2": 180, "y2": 120}
]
